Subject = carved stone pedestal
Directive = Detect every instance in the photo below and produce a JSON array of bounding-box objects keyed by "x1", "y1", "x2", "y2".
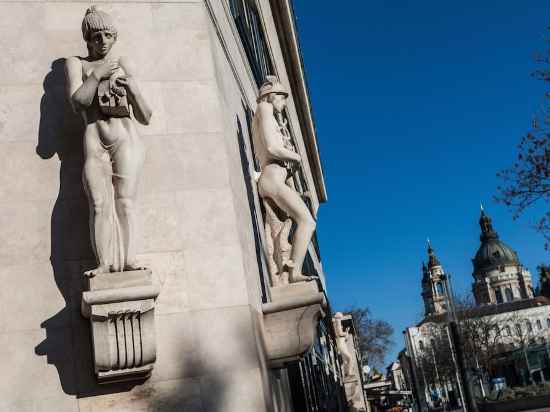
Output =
[
  {"x1": 262, "y1": 281, "x2": 326, "y2": 368},
  {"x1": 81, "y1": 269, "x2": 160, "y2": 383}
]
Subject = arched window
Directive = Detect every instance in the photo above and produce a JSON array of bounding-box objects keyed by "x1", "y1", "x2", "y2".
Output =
[
  {"x1": 505, "y1": 288, "x2": 514, "y2": 302},
  {"x1": 537, "y1": 320, "x2": 543, "y2": 330},
  {"x1": 516, "y1": 324, "x2": 522, "y2": 337},
  {"x1": 527, "y1": 321, "x2": 533, "y2": 333},
  {"x1": 505, "y1": 326, "x2": 511, "y2": 336},
  {"x1": 547, "y1": 318, "x2": 550, "y2": 329},
  {"x1": 419, "y1": 340, "x2": 424, "y2": 351},
  {"x1": 435, "y1": 282, "x2": 444, "y2": 295}
]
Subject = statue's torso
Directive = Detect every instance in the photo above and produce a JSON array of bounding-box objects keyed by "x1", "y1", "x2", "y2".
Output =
[
  {"x1": 80, "y1": 58, "x2": 138, "y2": 150},
  {"x1": 252, "y1": 103, "x2": 287, "y2": 169}
]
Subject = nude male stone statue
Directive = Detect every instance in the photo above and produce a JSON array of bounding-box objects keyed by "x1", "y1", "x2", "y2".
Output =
[
  {"x1": 334, "y1": 312, "x2": 353, "y2": 377},
  {"x1": 252, "y1": 76, "x2": 316, "y2": 285},
  {"x1": 66, "y1": 7, "x2": 152, "y2": 276}
]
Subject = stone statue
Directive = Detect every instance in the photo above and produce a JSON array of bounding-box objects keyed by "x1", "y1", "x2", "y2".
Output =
[
  {"x1": 66, "y1": 7, "x2": 152, "y2": 276},
  {"x1": 252, "y1": 76, "x2": 316, "y2": 286},
  {"x1": 333, "y1": 312, "x2": 353, "y2": 377}
]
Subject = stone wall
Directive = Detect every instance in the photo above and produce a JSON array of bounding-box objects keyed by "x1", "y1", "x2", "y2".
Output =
[{"x1": 0, "y1": 2, "x2": 277, "y2": 410}]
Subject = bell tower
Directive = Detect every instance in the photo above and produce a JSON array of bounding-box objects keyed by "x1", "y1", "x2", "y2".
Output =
[{"x1": 421, "y1": 241, "x2": 449, "y2": 317}]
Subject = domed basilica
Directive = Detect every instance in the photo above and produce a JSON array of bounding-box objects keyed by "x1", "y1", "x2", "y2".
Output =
[
  {"x1": 421, "y1": 208, "x2": 536, "y2": 318},
  {"x1": 404, "y1": 208, "x2": 550, "y2": 410},
  {"x1": 472, "y1": 208, "x2": 534, "y2": 306}
]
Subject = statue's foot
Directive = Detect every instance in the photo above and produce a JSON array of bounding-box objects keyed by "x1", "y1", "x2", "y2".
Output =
[
  {"x1": 84, "y1": 265, "x2": 110, "y2": 278},
  {"x1": 280, "y1": 271, "x2": 290, "y2": 285},
  {"x1": 289, "y1": 273, "x2": 318, "y2": 283},
  {"x1": 283, "y1": 259, "x2": 295, "y2": 270},
  {"x1": 124, "y1": 261, "x2": 145, "y2": 271}
]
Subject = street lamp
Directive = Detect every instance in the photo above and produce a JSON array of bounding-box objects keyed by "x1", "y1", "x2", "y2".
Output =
[{"x1": 441, "y1": 273, "x2": 478, "y2": 412}]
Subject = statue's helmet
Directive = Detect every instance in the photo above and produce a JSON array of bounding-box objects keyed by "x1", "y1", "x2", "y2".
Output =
[
  {"x1": 257, "y1": 75, "x2": 288, "y2": 102},
  {"x1": 82, "y1": 6, "x2": 117, "y2": 42}
]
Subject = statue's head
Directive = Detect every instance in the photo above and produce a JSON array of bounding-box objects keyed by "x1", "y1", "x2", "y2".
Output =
[
  {"x1": 258, "y1": 75, "x2": 288, "y2": 112},
  {"x1": 82, "y1": 6, "x2": 117, "y2": 58},
  {"x1": 334, "y1": 312, "x2": 343, "y2": 319}
]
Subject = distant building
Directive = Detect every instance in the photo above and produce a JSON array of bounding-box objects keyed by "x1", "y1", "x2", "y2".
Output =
[
  {"x1": 472, "y1": 208, "x2": 535, "y2": 304},
  {"x1": 403, "y1": 209, "x2": 550, "y2": 411},
  {"x1": 387, "y1": 361, "x2": 407, "y2": 392}
]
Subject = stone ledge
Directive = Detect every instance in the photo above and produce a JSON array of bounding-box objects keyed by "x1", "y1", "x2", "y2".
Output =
[{"x1": 262, "y1": 281, "x2": 326, "y2": 368}]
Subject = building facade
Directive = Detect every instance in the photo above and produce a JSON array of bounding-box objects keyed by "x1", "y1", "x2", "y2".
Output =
[
  {"x1": 403, "y1": 210, "x2": 550, "y2": 411},
  {"x1": 0, "y1": 1, "x2": 352, "y2": 411}
]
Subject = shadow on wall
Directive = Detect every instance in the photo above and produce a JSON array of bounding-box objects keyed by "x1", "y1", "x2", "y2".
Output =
[
  {"x1": 33, "y1": 57, "x2": 140, "y2": 398},
  {"x1": 150, "y1": 316, "x2": 263, "y2": 412},
  {"x1": 236, "y1": 111, "x2": 270, "y2": 302}
]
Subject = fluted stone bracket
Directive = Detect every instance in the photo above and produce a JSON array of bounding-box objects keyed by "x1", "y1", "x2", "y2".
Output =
[
  {"x1": 262, "y1": 282, "x2": 326, "y2": 368},
  {"x1": 81, "y1": 269, "x2": 160, "y2": 383}
]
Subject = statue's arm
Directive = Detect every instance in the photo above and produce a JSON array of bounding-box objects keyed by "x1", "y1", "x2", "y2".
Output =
[
  {"x1": 257, "y1": 103, "x2": 301, "y2": 163},
  {"x1": 66, "y1": 57, "x2": 92, "y2": 111},
  {"x1": 65, "y1": 57, "x2": 105, "y2": 111},
  {"x1": 118, "y1": 57, "x2": 152, "y2": 126}
]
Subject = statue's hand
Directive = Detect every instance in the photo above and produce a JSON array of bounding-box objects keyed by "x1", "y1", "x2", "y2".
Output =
[
  {"x1": 92, "y1": 60, "x2": 119, "y2": 81},
  {"x1": 115, "y1": 76, "x2": 138, "y2": 95}
]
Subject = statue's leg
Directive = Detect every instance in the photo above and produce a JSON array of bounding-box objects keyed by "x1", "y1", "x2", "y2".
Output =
[
  {"x1": 269, "y1": 183, "x2": 316, "y2": 283},
  {"x1": 83, "y1": 156, "x2": 111, "y2": 276},
  {"x1": 343, "y1": 350, "x2": 352, "y2": 376},
  {"x1": 111, "y1": 136, "x2": 145, "y2": 270}
]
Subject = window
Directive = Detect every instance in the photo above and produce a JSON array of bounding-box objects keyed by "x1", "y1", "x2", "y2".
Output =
[
  {"x1": 520, "y1": 287, "x2": 527, "y2": 299},
  {"x1": 505, "y1": 326, "x2": 511, "y2": 336},
  {"x1": 505, "y1": 288, "x2": 513, "y2": 302},
  {"x1": 419, "y1": 340, "x2": 424, "y2": 351},
  {"x1": 495, "y1": 289, "x2": 503, "y2": 304},
  {"x1": 435, "y1": 282, "x2": 444, "y2": 295},
  {"x1": 229, "y1": 0, "x2": 274, "y2": 87},
  {"x1": 537, "y1": 319, "x2": 543, "y2": 330},
  {"x1": 527, "y1": 321, "x2": 533, "y2": 333},
  {"x1": 547, "y1": 318, "x2": 550, "y2": 329},
  {"x1": 516, "y1": 324, "x2": 522, "y2": 337}
]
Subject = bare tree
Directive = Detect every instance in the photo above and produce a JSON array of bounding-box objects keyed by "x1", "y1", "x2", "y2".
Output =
[
  {"x1": 496, "y1": 27, "x2": 550, "y2": 247},
  {"x1": 456, "y1": 299, "x2": 506, "y2": 376},
  {"x1": 413, "y1": 323, "x2": 461, "y2": 408},
  {"x1": 417, "y1": 324, "x2": 456, "y2": 386},
  {"x1": 346, "y1": 306, "x2": 394, "y2": 369}
]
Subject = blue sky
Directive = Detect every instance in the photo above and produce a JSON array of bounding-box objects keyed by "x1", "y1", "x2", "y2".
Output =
[{"x1": 293, "y1": 1, "x2": 550, "y2": 363}]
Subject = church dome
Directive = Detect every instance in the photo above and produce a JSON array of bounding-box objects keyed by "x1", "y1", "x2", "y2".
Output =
[{"x1": 473, "y1": 210, "x2": 519, "y2": 272}]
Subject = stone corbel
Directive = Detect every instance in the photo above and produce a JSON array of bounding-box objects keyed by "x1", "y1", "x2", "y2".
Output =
[
  {"x1": 262, "y1": 282, "x2": 326, "y2": 368},
  {"x1": 81, "y1": 269, "x2": 160, "y2": 383}
]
